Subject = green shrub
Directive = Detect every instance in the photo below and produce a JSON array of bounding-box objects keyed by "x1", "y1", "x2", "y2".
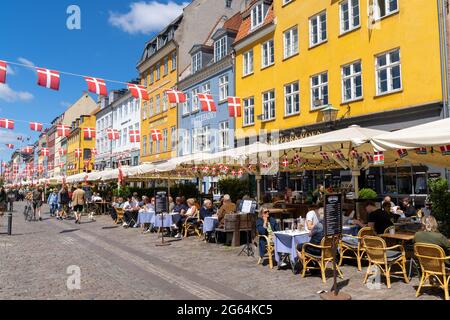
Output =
[
  {"x1": 358, "y1": 188, "x2": 377, "y2": 199},
  {"x1": 218, "y1": 178, "x2": 251, "y2": 203},
  {"x1": 428, "y1": 178, "x2": 450, "y2": 237}
]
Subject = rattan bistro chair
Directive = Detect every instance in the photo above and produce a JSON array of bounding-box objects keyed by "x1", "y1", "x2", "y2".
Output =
[
  {"x1": 362, "y1": 236, "x2": 409, "y2": 289},
  {"x1": 255, "y1": 233, "x2": 275, "y2": 269},
  {"x1": 339, "y1": 227, "x2": 375, "y2": 271},
  {"x1": 114, "y1": 207, "x2": 124, "y2": 225},
  {"x1": 183, "y1": 213, "x2": 203, "y2": 238},
  {"x1": 414, "y1": 243, "x2": 450, "y2": 300},
  {"x1": 300, "y1": 236, "x2": 344, "y2": 283}
]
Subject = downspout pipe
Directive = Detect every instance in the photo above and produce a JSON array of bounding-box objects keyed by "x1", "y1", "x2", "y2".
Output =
[{"x1": 438, "y1": 0, "x2": 449, "y2": 119}]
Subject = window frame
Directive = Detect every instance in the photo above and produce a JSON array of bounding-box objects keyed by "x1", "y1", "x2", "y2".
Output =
[
  {"x1": 375, "y1": 48, "x2": 402, "y2": 96},
  {"x1": 262, "y1": 90, "x2": 276, "y2": 121},
  {"x1": 284, "y1": 81, "x2": 300, "y2": 116},
  {"x1": 261, "y1": 39, "x2": 275, "y2": 68},
  {"x1": 219, "y1": 121, "x2": 230, "y2": 150},
  {"x1": 310, "y1": 71, "x2": 329, "y2": 110},
  {"x1": 250, "y1": 2, "x2": 264, "y2": 30},
  {"x1": 243, "y1": 97, "x2": 255, "y2": 126},
  {"x1": 309, "y1": 11, "x2": 327, "y2": 48},
  {"x1": 339, "y1": 0, "x2": 360, "y2": 35},
  {"x1": 214, "y1": 36, "x2": 227, "y2": 62},
  {"x1": 192, "y1": 52, "x2": 202, "y2": 73},
  {"x1": 341, "y1": 60, "x2": 363, "y2": 103},
  {"x1": 219, "y1": 74, "x2": 229, "y2": 102},
  {"x1": 283, "y1": 26, "x2": 299, "y2": 59},
  {"x1": 243, "y1": 49, "x2": 254, "y2": 76},
  {"x1": 372, "y1": 0, "x2": 399, "y2": 21}
]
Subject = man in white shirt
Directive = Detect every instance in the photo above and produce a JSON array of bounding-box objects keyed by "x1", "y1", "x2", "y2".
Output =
[{"x1": 123, "y1": 195, "x2": 139, "y2": 228}]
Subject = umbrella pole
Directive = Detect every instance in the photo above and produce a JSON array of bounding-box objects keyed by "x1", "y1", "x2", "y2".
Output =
[{"x1": 256, "y1": 173, "x2": 262, "y2": 206}]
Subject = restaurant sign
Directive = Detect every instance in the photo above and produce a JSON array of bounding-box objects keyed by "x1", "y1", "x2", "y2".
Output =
[{"x1": 323, "y1": 194, "x2": 343, "y2": 237}]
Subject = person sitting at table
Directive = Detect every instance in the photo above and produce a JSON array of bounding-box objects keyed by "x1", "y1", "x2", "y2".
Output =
[
  {"x1": 200, "y1": 199, "x2": 215, "y2": 220},
  {"x1": 256, "y1": 207, "x2": 281, "y2": 265},
  {"x1": 382, "y1": 201, "x2": 400, "y2": 223},
  {"x1": 92, "y1": 193, "x2": 102, "y2": 202},
  {"x1": 139, "y1": 196, "x2": 156, "y2": 234},
  {"x1": 172, "y1": 197, "x2": 188, "y2": 215},
  {"x1": 122, "y1": 195, "x2": 139, "y2": 228},
  {"x1": 414, "y1": 215, "x2": 450, "y2": 266},
  {"x1": 168, "y1": 196, "x2": 175, "y2": 213},
  {"x1": 400, "y1": 197, "x2": 417, "y2": 218},
  {"x1": 365, "y1": 201, "x2": 393, "y2": 235},
  {"x1": 382, "y1": 196, "x2": 396, "y2": 208},
  {"x1": 304, "y1": 204, "x2": 320, "y2": 232},
  {"x1": 217, "y1": 194, "x2": 236, "y2": 228},
  {"x1": 175, "y1": 198, "x2": 198, "y2": 238},
  {"x1": 297, "y1": 222, "x2": 324, "y2": 263}
]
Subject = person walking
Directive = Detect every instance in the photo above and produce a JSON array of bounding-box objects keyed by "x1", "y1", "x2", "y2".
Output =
[
  {"x1": 47, "y1": 189, "x2": 58, "y2": 217},
  {"x1": 57, "y1": 187, "x2": 70, "y2": 220},
  {"x1": 32, "y1": 186, "x2": 44, "y2": 221},
  {"x1": 0, "y1": 187, "x2": 7, "y2": 217},
  {"x1": 72, "y1": 184, "x2": 86, "y2": 224}
]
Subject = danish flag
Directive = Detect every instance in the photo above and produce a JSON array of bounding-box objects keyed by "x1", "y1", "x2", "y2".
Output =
[
  {"x1": 57, "y1": 125, "x2": 71, "y2": 137},
  {"x1": 293, "y1": 153, "x2": 302, "y2": 164},
  {"x1": 440, "y1": 145, "x2": 450, "y2": 155},
  {"x1": 333, "y1": 150, "x2": 345, "y2": 160},
  {"x1": 260, "y1": 161, "x2": 270, "y2": 169},
  {"x1": 0, "y1": 60, "x2": 6, "y2": 84},
  {"x1": 415, "y1": 147, "x2": 427, "y2": 155},
  {"x1": 36, "y1": 68, "x2": 60, "y2": 90},
  {"x1": 106, "y1": 128, "x2": 119, "y2": 140},
  {"x1": 30, "y1": 122, "x2": 43, "y2": 132},
  {"x1": 364, "y1": 152, "x2": 374, "y2": 163},
  {"x1": 351, "y1": 149, "x2": 360, "y2": 159},
  {"x1": 75, "y1": 148, "x2": 82, "y2": 158},
  {"x1": 165, "y1": 89, "x2": 186, "y2": 103},
  {"x1": 5, "y1": 144, "x2": 14, "y2": 149},
  {"x1": 129, "y1": 130, "x2": 140, "y2": 143},
  {"x1": 58, "y1": 148, "x2": 67, "y2": 156},
  {"x1": 40, "y1": 148, "x2": 49, "y2": 157},
  {"x1": 0, "y1": 118, "x2": 14, "y2": 129},
  {"x1": 85, "y1": 77, "x2": 107, "y2": 96},
  {"x1": 59, "y1": 162, "x2": 65, "y2": 169},
  {"x1": 281, "y1": 157, "x2": 290, "y2": 167},
  {"x1": 83, "y1": 127, "x2": 96, "y2": 139},
  {"x1": 22, "y1": 146, "x2": 33, "y2": 154},
  {"x1": 151, "y1": 129, "x2": 162, "y2": 141},
  {"x1": 127, "y1": 83, "x2": 149, "y2": 101},
  {"x1": 227, "y1": 97, "x2": 242, "y2": 117},
  {"x1": 91, "y1": 148, "x2": 97, "y2": 155},
  {"x1": 397, "y1": 149, "x2": 408, "y2": 158},
  {"x1": 373, "y1": 151, "x2": 384, "y2": 164},
  {"x1": 197, "y1": 93, "x2": 216, "y2": 112},
  {"x1": 320, "y1": 152, "x2": 330, "y2": 160}
]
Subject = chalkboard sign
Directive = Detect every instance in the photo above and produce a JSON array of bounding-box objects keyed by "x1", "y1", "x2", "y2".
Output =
[
  {"x1": 155, "y1": 191, "x2": 168, "y2": 214},
  {"x1": 323, "y1": 193, "x2": 343, "y2": 236}
]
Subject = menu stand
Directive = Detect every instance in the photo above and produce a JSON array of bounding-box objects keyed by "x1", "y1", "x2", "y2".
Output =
[{"x1": 155, "y1": 191, "x2": 171, "y2": 247}]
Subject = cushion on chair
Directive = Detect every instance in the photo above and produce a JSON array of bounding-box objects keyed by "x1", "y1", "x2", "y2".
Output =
[
  {"x1": 386, "y1": 250, "x2": 402, "y2": 262},
  {"x1": 342, "y1": 237, "x2": 358, "y2": 248}
]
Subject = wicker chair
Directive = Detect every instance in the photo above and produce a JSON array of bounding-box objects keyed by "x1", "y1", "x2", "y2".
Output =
[
  {"x1": 339, "y1": 227, "x2": 375, "y2": 271},
  {"x1": 183, "y1": 213, "x2": 203, "y2": 238},
  {"x1": 255, "y1": 234, "x2": 274, "y2": 269},
  {"x1": 362, "y1": 236, "x2": 409, "y2": 289},
  {"x1": 300, "y1": 236, "x2": 343, "y2": 283},
  {"x1": 114, "y1": 207, "x2": 124, "y2": 224},
  {"x1": 414, "y1": 243, "x2": 450, "y2": 300}
]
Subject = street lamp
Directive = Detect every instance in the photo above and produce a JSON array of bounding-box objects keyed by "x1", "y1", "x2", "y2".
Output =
[{"x1": 320, "y1": 104, "x2": 339, "y2": 125}]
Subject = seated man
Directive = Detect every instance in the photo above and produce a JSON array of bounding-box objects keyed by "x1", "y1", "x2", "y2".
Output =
[
  {"x1": 297, "y1": 222, "x2": 324, "y2": 258},
  {"x1": 122, "y1": 196, "x2": 139, "y2": 228},
  {"x1": 139, "y1": 196, "x2": 156, "y2": 234},
  {"x1": 400, "y1": 197, "x2": 417, "y2": 218},
  {"x1": 365, "y1": 201, "x2": 393, "y2": 235},
  {"x1": 200, "y1": 199, "x2": 215, "y2": 220},
  {"x1": 217, "y1": 194, "x2": 236, "y2": 228},
  {"x1": 256, "y1": 207, "x2": 280, "y2": 262},
  {"x1": 110, "y1": 197, "x2": 123, "y2": 221}
]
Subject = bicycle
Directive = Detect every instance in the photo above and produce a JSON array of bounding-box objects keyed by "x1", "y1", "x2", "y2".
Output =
[{"x1": 23, "y1": 199, "x2": 34, "y2": 222}]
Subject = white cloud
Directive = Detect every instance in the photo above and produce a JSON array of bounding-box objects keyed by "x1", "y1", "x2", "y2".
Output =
[
  {"x1": 6, "y1": 65, "x2": 15, "y2": 75},
  {"x1": 0, "y1": 130, "x2": 24, "y2": 144},
  {"x1": 109, "y1": 1, "x2": 188, "y2": 34},
  {"x1": 17, "y1": 57, "x2": 35, "y2": 68},
  {"x1": 0, "y1": 84, "x2": 34, "y2": 102}
]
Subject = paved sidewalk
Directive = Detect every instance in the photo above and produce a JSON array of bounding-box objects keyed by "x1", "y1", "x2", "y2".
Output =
[{"x1": 0, "y1": 202, "x2": 445, "y2": 300}]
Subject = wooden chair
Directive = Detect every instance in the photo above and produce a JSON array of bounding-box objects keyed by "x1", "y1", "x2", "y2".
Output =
[
  {"x1": 414, "y1": 243, "x2": 450, "y2": 300},
  {"x1": 362, "y1": 236, "x2": 409, "y2": 289},
  {"x1": 183, "y1": 213, "x2": 203, "y2": 238},
  {"x1": 299, "y1": 236, "x2": 343, "y2": 283},
  {"x1": 339, "y1": 227, "x2": 375, "y2": 271},
  {"x1": 254, "y1": 233, "x2": 275, "y2": 269},
  {"x1": 115, "y1": 207, "x2": 124, "y2": 224}
]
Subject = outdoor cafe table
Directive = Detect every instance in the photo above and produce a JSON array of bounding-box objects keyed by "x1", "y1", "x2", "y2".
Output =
[
  {"x1": 380, "y1": 232, "x2": 417, "y2": 279},
  {"x1": 137, "y1": 211, "x2": 155, "y2": 225},
  {"x1": 203, "y1": 216, "x2": 219, "y2": 233},
  {"x1": 154, "y1": 213, "x2": 181, "y2": 228}
]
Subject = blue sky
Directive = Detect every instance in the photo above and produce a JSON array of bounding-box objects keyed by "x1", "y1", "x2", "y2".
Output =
[{"x1": 0, "y1": 0, "x2": 188, "y2": 161}]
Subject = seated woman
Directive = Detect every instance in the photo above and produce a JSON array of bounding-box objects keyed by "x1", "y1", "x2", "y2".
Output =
[
  {"x1": 138, "y1": 196, "x2": 155, "y2": 234},
  {"x1": 175, "y1": 198, "x2": 198, "y2": 238},
  {"x1": 256, "y1": 207, "x2": 279, "y2": 261},
  {"x1": 414, "y1": 215, "x2": 450, "y2": 267}
]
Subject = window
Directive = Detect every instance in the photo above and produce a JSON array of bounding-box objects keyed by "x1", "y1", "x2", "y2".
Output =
[
  {"x1": 156, "y1": 138, "x2": 160, "y2": 154},
  {"x1": 225, "y1": 0, "x2": 232, "y2": 8},
  {"x1": 142, "y1": 101, "x2": 147, "y2": 119},
  {"x1": 162, "y1": 93, "x2": 168, "y2": 112},
  {"x1": 373, "y1": 0, "x2": 398, "y2": 20},
  {"x1": 183, "y1": 130, "x2": 190, "y2": 154},
  {"x1": 163, "y1": 56, "x2": 168, "y2": 76},
  {"x1": 123, "y1": 128, "x2": 127, "y2": 147},
  {"x1": 171, "y1": 126, "x2": 176, "y2": 150},
  {"x1": 261, "y1": 39, "x2": 274, "y2": 68},
  {"x1": 251, "y1": 2, "x2": 264, "y2": 29},
  {"x1": 192, "y1": 52, "x2": 202, "y2": 73},
  {"x1": 219, "y1": 121, "x2": 229, "y2": 150},
  {"x1": 243, "y1": 97, "x2": 255, "y2": 126},
  {"x1": 243, "y1": 50, "x2": 254, "y2": 76},
  {"x1": 149, "y1": 98, "x2": 154, "y2": 117},
  {"x1": 342, "y1": 61, "x2": 363, "y2": 102},
  {"x1": 150, "y1": 68, "x2": 154, "y2": 83},
  {"x1": 311, "y1": 72, "x2": 329, "y2": 109},
  {"x1": 192, "y1": 88, "x2": 200, "y2": 112},
  {"x1": 202, "y1": 82, "x2": 211, "y2": 95},
  {"x1": 156, "y1": 63, "x2": 160, "y2": 80},
  {"x1": 284, "y1": 82, "x2": 300, "y2": 116},
  {"x1": 149, "y1": 137, "x2": 153, "y2": 155},
  {"x1": 155, "y1": 94, "x2": 161, "y2": 113},
  {"x1": 171, "y1": 52, "x2": 177, "y2": 71},
  {"x1": 282, "y1": 0, "x2": 293, "y2": 4},
  {"x1": 283, "y1": 27, "x2": 298, "y2": 59},
  {"x1": 262, "y1": 90, "x2": 276, "y2": 121},
  {"x1": 376, "y1": 49, "x2": 402, "y2": 95},
  {"x1": 309, "y1": 11, "x2": 327, "y2": 47},
  {"x1": 340, "y1": 0, "x2": 360, "y2": 34},
  {"x1": 192, "y1": 128, "x2": 200, "y2": 153},
  {"x1": 163, "y1": 128, "x2": 168, "y2": 152},
  {"x1": 219, "y1": 75, "x2": 229, "y2": 101},
  {"x1": 182, "y1": 93, "x2": 190, "y2": 115},
  {"x1": 200, "y1": 126, "x2": 210, "y2": 151},
  {"x1": 214, "y1": 36, "x2": 227, "y2": 62}
]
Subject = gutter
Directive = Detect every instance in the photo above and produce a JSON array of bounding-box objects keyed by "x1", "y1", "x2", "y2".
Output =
[{"x1": 438, "y1": 0, "x2": 449, "y2": 119}]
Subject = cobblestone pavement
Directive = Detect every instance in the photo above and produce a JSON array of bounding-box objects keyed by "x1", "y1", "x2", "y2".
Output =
[{"x1": 0, "y1": 202, "x2": 445, "y2": 300}]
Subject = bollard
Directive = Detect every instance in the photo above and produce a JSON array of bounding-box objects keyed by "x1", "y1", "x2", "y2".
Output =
[{"x1": 7, "y1": 212, "x2": 12, "y2": 235}]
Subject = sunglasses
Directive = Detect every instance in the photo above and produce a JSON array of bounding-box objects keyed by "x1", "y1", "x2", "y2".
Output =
[{"x1": 263, "y1": 210, "x2": 270, "y2": 214}]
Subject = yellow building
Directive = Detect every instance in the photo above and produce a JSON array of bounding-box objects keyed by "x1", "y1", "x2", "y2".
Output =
[
  {"x1": 66, "y1": 114, "x2": 98, "y2": 176},
  {"x1": 137, "y1": 17, "x2": 181, "y2": 163},
  {"x1": 234, "y1": 0, "x2": 446, "y2": 141}
]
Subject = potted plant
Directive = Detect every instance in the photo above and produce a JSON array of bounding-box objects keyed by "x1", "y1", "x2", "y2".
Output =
[
  {"x1": 428, "y1": 178, "x2": 450, "y2": 237},
  {"x1": 356, "y1": 188, "x2": 378, "y2": 223}
]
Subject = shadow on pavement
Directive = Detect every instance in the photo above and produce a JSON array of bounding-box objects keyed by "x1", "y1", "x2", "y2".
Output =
[{"x1": 60, "y1": 229, "x2": 80, "y2": 234}]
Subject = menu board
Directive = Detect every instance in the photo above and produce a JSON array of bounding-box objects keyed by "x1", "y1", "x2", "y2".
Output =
[
  {"x1": 323, "y1": 193, "x2": 343, "y2": 236},
  {"x1": 155, "y1": 191, "x2": 168, "y2": 214}
]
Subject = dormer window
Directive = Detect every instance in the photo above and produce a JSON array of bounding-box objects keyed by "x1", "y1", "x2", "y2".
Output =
[
  {"x1": 192, "y1": 52, "x2": 202, "y2": 73},
  {"x1": 214, "y1": 36, "x2": 227, "y2": 62},
  {"x1": 250, "y1": 2, "x2": 264, "y2": 30}
]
